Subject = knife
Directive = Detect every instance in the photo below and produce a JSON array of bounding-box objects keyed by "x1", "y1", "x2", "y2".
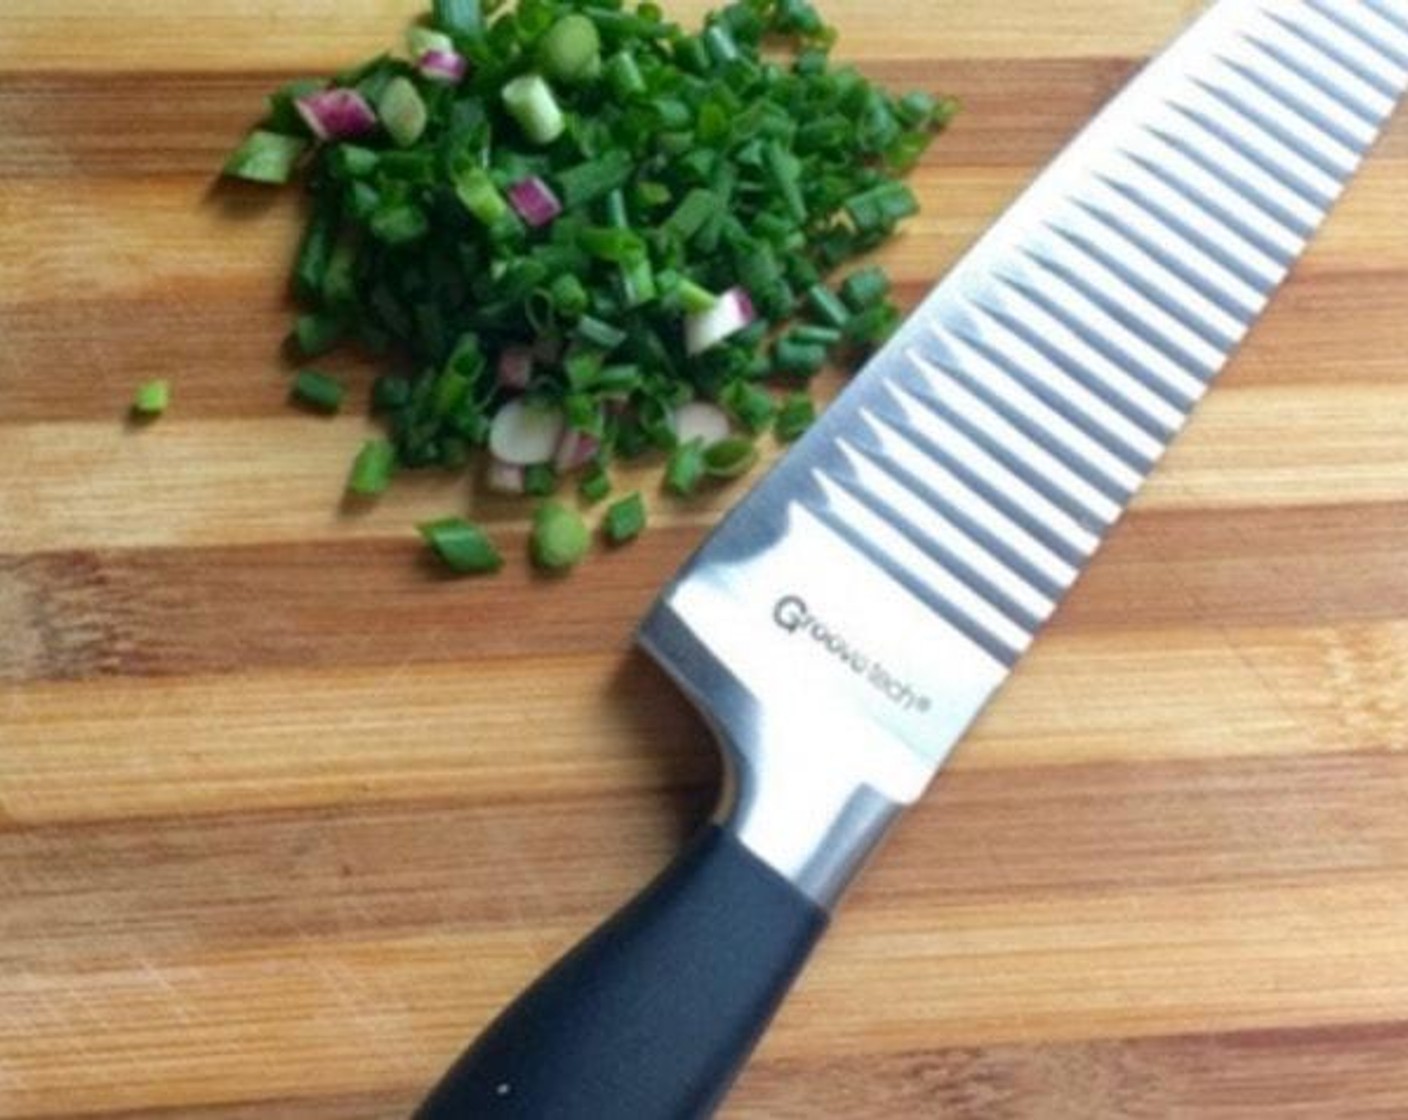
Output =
[{"x1": 417, "y1": 3, "x2": 1408, "y2": 1116}]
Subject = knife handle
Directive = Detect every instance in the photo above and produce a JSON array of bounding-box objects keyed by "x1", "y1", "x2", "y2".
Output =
[{"x1": 413, "y1": 823, "x2": 827, "y2": 1120}]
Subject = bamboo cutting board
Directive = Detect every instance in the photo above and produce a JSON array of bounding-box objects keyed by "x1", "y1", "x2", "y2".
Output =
[{"x1": 4, "y1": 2, "x2": 1408, "y2": 1116}]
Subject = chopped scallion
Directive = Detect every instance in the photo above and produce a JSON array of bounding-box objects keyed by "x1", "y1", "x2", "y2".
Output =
[
  {"x1": 604, "y1": 492, "x2": 646, "y2": 543},
  {"x1": 348, "y1": 438, "x2": 396, "y2": 495},
  {"x1": 531, "y1": 500, "x2": 590, "y2": 569},
  {"x1": 132, "y1": 379, "x2": 170, "y2": 417},
  {"x1": 419, "y1": 517, "x2": 502, "y2": 574},
  {"x1": 291, "y1": 369, "x2": 345, "y2": 412}
]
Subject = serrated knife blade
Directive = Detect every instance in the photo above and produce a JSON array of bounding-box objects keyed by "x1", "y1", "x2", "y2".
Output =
[{"x1": 418, "y1": 4, "x2": 1408, "y2": 1117}]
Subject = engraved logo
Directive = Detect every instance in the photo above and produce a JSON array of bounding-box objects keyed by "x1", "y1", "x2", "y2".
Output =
[{"x1": 772, "y1": 595, "x2": 932, "y2": 714}]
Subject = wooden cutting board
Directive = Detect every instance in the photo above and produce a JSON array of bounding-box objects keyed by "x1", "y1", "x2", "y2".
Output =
[{"x1": 4, "y1": 2, "x2": 1408, "y2": 1115}]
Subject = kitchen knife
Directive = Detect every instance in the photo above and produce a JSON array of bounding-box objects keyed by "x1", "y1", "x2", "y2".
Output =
[{"x1": 417, "y1": 2, "x2": 1408, "y2": 1116}]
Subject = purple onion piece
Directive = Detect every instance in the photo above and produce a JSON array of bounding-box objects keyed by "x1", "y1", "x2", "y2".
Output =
[
  {"x1": 294, "y1": 89, "x2": 378, "y2": 141},
  {"x1": 506, "y1": 176, "x2": 563, "y2": 228}
]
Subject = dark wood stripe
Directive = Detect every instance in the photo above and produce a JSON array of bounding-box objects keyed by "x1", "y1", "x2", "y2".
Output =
[
  {"x1": 5, "y1": 501, "x2": 1408, "y2": 685},
  {"x1": 22, "y1": 1017, "x2": 1408, "y2": 1118},
  {"x1": 0, "y1": 59, "x2": 1142, "y2": 180},
  {"x1": 731, "y1": 1020, "x2": 1408, "y2": 1118},
  {"x1": 4, "y1": 750, "x2": 1406, "y2": 966}
]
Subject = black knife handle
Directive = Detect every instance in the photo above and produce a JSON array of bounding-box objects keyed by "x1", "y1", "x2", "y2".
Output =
[{"x1": 413, "y1": 824, "x2": 827, "y2": 1120}]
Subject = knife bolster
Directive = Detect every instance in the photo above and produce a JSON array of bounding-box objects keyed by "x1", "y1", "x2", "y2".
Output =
[{"x1": 640, "y1": 600, "x2": 909, "y2": 910}]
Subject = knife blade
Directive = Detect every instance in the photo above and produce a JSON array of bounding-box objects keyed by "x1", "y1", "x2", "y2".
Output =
[{"x1": 417, "y1": 3, "x2": 1408, "y2": 1116}]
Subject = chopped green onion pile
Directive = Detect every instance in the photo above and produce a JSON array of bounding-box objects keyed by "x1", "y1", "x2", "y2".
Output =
[{"x1": 224, "y1": 0, "x2": 956, "y2": 574}]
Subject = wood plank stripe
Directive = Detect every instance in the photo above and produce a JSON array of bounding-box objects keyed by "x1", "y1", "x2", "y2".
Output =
[
  {"x1": 0, "y1": 1, "x2": 1196, "y2": 74},
  {"x1": 1, "y1": 386, "x2": 1407, "y2": 557},
  {"x1": 2, "y1": 617, "x2": 1406, "y2": 827},
  {"x1": 4, "y1": 502, "x2": 1408, "y2": 685},
  {"x1": 3, "y1": 267, "x2": 1407, "y2": 424}
]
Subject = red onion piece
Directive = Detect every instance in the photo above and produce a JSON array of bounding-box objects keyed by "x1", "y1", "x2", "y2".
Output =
[
  {"x1": 497, "y1": 347, "x2": 534, "y2": 391},
  {"x1": 506, "y1": 176, "x2": 563, "y2": 228},
  {"x1": 419, "y1": 49, "x2": 470, "y2": 84},
  {"x1": 486, "y1": 459, "x2": 526, "y2": 494},
  {"x1": 554, "y1": 429, "x2": 601, "y2": 473},
  {"x1": 671, "y1": 401, "x2": 731, "y2": 446},
  {"x1": 684, "y1": 286, "x2": 756, "y2": 356},
  {"x1": 294, "y1": 89, "x2": 378, "y2": 141}
]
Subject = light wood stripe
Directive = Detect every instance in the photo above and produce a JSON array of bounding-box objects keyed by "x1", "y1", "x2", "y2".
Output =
[
  {"x1": 0, "y1": 1, "x2": 1195, "y2": 73},
  {"x1": 3, "y1": 617, "x2": 1407, "y2": 826},
  {"x1": 1, "y1": 385, "x2": 1406, "y2": 557}
]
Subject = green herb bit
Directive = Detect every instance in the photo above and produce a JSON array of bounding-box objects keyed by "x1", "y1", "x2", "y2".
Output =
[
  {"x1": 223, "y1": 130, "x2": 306, "y2": 185},
  {"x1": 578, "y1": 465, "x2": 611, "y2": 503},
  {"x1": 574, "y1": 315, "x2": 627, "y2": 350},
  {"x1": 554, "y1": 150, "x2": 634, "y2": 207},
  {"x1": 604, "y1": 51, "x2": 646, "y2": 99},
  {"x1": 774, "y1": 393, "x2": 815, "y2": 442},
  {"x1": 453, "y1": 161, "x2": 510, "y2": 225},
  {"x1": 531, "y1": 500, "x2": 590, "y2": 570},
  {"x1": 604, "y1": 492, "x2": 647, "y2": 543},
  {"x1": 524, "y1": 463, "x2": 558, "y2": 496},
  {"x1": 378, "y1": 77, "x2": 428, "y2": 147},
  {"x1": 419, "y1": 517, "x2": 502, "y2": 574},
  {"x1": 502, "y1": 73, "x2": 566, "y2": 145},
  {"x1": 840, "y1": 265, "x2": 891, "y2": 310},
  {"x1": 131, "y1": 379, "x2": 170, "y2": 418},
  {"x1": 292, "y1": 311, "x2": 346, "y2": 357},
  {"x1": 406, "y1": 26, "x2": 454, "y2": 58},
  {"x1": 291, "y1": 369, "x2": 345, "y2": 413},
  {"x1": 844, "y1": 181, "x2": 919, "y2": 234},
  {"x1": 432, "y1": 0, "x2": 482, "y2": 36},
  {"x1": 665, "y1": 437, "x2": 707, "y2": 496},
  {"x1": 677, "y1": 278, "x2": 718, "y2": 313},
  {"x1": 370, "y1": 202, "x2": 429, "y2": 245},
  {"x1": 720, "y1": 381, "x2": 776, "y2": 433},
  {"x1": 538, "y1": 14, "x2": 601, "y2": 84},
  {"x1": 702, "y1": 436, "x2": 758, "y2": 479},
  {"x1": 774, "y1": 336, "x2": 827, "y2": 377},
  {"x1": 806, "y1": 283, "x2": 850, "y2": 329},
  {"x1": 348, "y1": 438, "x2": 396, "y2": 496}
]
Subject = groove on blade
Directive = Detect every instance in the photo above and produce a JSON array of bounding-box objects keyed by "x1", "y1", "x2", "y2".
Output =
[
  {"x1": 1078, "y1": 182, "x2": 1264, "y2": 316},
  {"x1": 1191, "y1": 72, "x2": 1355, "y2": 181},
  {"x1": 1304, "y1": 0, "x2": 1408, "y2": 75},
  {"x1": 1122, "y1": 148, "x2": 1298, "y2": 268},
  {"x1": 1240, "y1": 29, "x2": 1388, "y2": 126},
  {"x1": 1166, "y1": 98, "x2": 1336, "y2": 211},
  {"x1": 870, "y1": 381, "x2": 1100, "y2": 568},
  {"x1": 1013, "y1": 244, "x2": 1225, "y2": 382},
  {"x1": 934, "y1": 321, "x2": 1151, "y2": 488},
  {"x1": 1044, "y1": 218, "x2": 1241, "y2": 356},
  {"x1": 1268, "y1": 9, "x2": 1402, "y2": 100},
  {"x1": 803, "y1": 471, "x2": 1029, "y2": 665},
  {"x1": 829, "y1": 440, "x2": 1053, "y2": 630},
  {"x1": 976, "y1": 288, "x2": 1188, "y2": 435},
  {"x1": 849, "y1": 406, "x2": 1078, "y2": 596},
  {"x1": 1146, "y1": 122, "x2": 1320, "y2": 237},
  {"x1": 1095, "y1": 173, "x2": 1280, "y2": 296}
]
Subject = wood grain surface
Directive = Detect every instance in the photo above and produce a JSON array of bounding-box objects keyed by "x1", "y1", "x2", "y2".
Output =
[{"x1": 3, "y1": 2, "x2": 1408, "y2": 1116}]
